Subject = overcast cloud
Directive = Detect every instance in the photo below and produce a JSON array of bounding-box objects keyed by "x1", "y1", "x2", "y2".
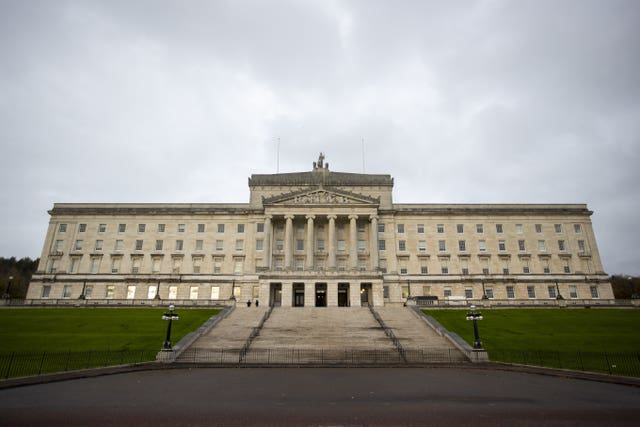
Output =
[{"x1": 1, "y1": 0, "x2": 639, "y2": 275}]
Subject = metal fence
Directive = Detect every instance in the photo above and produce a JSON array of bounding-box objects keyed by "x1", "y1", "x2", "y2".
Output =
[
  {"x1": 0, "y1": 349, "x2": 157, "y2": 380},
  {"x1": 490, "y1": 350, "x2": 640, "y2": 377},
  {"x1": 177, "y1": 347, "x2": 470, "y2": 365}
]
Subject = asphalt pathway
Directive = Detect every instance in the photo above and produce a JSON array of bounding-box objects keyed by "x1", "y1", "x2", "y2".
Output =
[{"x1": 1, "y1": 367, "x2": 639, "y2": 426}]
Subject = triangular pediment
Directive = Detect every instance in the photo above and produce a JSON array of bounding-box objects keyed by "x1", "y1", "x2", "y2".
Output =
[{"x1": 263, "y1": 187, "x2": 379, "y2": 206}]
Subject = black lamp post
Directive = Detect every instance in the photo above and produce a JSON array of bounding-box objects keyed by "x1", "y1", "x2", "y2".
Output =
[
  {"x1": 555, "y1": 280, "x2": 564, "y2": 300},
  {"x1": 466, "y1": 305, "x2": 484, "y2": 349},
  {"x1": 161, "y1": 304, "x2": 179, "y2": 351},
  {"x1": 78, "y1": 281, "x2": 87, "y2": 299},
  {"x1": 3, "y1": 276, "x2": 12, "y2": 299},
  {"x1": 155, "y1": 281, "x2": 161, "y2": 300}
]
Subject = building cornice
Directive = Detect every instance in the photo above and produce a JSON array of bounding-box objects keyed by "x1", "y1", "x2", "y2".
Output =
[
  {"x1": 48, "y1": 203, "x2": 261, "y2": 216},
  {"x1": 384, "y1": 204, "x2": 593, "y2": 216}
]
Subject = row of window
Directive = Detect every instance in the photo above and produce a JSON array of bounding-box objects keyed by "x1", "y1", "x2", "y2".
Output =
[
  {"x1": 389, "y1": 238, "x2": 588, "y2": 253},
  {"x1": 387, "y1": 223, "x2": 583, "y2": 235},
  {"x1": 59, "y1": 223, "x2": 260, "y2": 234},
  {"x1": 437, "y1": 285, "x2": 599, "y2": 299},
  {"x1": 43, "y1": 283, "x2": 249, "y2": 300},
  {"x1": 55, "y1": 238, "x2": 258, "y2": 253}
]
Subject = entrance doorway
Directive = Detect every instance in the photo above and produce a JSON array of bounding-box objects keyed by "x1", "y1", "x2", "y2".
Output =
[
  {"x1": 338, "y1": 283, "x2": 350, "y2": 307},
  {"x1": 360, "y1": 283, "x2": 372, "y2": 306},
  {"x1": 293, "y1": 283, "x2": 305, "y2": 307},
  {"x1": 269, "y1": 283, "x2": 282, "y2": 307},
  {"x1": 315, "y1": 283, "x2": 327, "y2": 307}
]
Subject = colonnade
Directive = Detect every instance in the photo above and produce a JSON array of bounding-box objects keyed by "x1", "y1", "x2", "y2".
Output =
[{"x1": 262, "y1": 213, "x2": 379, "y2": 271}]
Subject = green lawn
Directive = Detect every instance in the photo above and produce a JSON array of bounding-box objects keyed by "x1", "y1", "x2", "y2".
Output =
[
  {"x1": 0, "y1": 307, "x2": 221, "y2": 352},
  {"x1": 423, "y1": 308, "x2": 640, "y2": 376}
]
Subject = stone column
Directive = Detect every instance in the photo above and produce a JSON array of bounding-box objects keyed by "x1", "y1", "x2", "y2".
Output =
[
  {"x1": 369, "y1": 215, "x2": 379, "y2": 270},
  {"x1": 304, "y1": 282, "x2": 315, "y2": 307},
  {"x1": 327, "y1": 281, "x2": 338, "y2": 307},
  {"x1": 349, "y1": 282, "x2": 361, "y2": 307},
  {"x1": 263, "y1": 215, "x2": 272, "y2": 269},
  {"x1": 349, "y1": 214, "x2": 358, "y2": 270},
  {"x1": 306, "y1": 214, "x2": 315, "y2": 270},
  {"x1": 284, "y1": 214, "x2": 294, "y2": 270},
  {"x1": 327, "y1": 214, "x2": 337, "y2": 270},
  {"x1": 281, "y1": 282, "x2": 292, "y2": 307}
]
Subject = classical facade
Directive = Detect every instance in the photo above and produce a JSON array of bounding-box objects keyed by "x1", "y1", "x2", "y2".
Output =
[{"x1": 27, "y1": 154, "x2": 613, "y2": 306}]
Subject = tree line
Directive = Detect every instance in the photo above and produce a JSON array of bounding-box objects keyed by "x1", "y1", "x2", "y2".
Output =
[{"x1": 1, "y1": 257, "x2": 39, "y2": 299}]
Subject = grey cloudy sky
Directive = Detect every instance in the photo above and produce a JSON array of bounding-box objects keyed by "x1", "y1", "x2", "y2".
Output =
[{"x1": 1, "y1": 0, "x2": 639, "y2": 275}]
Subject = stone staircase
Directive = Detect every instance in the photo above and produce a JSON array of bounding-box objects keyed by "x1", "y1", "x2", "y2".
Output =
[{"x1": 177, "y1": 306, "x2": 469, "y2": 364}]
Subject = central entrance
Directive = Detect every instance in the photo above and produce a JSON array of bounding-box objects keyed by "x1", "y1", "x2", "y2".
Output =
[
  {"x1": 293, "y1": 283, "x2": 305, "y2": 307},
  {"x1": 269, "y1": 283, "x2": 282, "y2": 307},
  {"x1": 338, "y1": 283, "x2": 350, "y2": 307},
  {"x1": 360, "y1": 283, "x2": 372, "y2": 306},
  {"x1": 315, "y1": 283, "x2": 327, "y2": 307}
]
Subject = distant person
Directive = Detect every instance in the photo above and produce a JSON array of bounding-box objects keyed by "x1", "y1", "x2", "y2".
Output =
[
  {"x1": 246, "y1": 299, "x2": 252, "y2": 307},
  {"x1": 255, "y1": 299, "x2": 259, "y2": 307}
]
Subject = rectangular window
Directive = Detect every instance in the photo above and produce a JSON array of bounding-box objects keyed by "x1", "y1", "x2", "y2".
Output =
[
  {"x1": 383, "y1": 285, "x2": 390, "y2": 299},
  {"x1": 99, "y1": 223, "x2": 106, "y2": 233},
  {"x1": 548, "y1": 286, "x2": 556, "y2": 298},
  {"x1": 563, "y1": 262, "x2": 571, "y2": 273},
  {"x1": 155, "y1": 240, "x2": 163, "y2": 251},
  {"x1": 157, "y1": 224, "x2": 165, "y2": 232},
  {"x1": 518, "y1": 240, "x2": 526, "y2": 251},
  {"x1": 418, "y1": 240, "x2": 426, "y2": 252},
  {"x1": 147, "y1": 285, "x2": 157, "y2": 299},
  {"x1": 378, "y1": 239, "x2": 386, "y2": 251},
  {"x1": 190, "y1": 286, "x2": 199, "y2": 300},
  {"x1": 195, "y1": 223, "x2": 204, "y2": 233},
  {"x1": 558, "y1": 240, "x2": 566, "y2": 252},
  {"x1": 465, "y1": 288, "x2": 473, "y2": 299},
  {"x1": 152, "y1": 258, "x2": 161, "y2": 273},
  {"x1": 337, "y1": 240, "x2": 346, "y2": 251},
  {"x1": 256, "y1": 239, "x2": 264, "y2": 251},
  {"x1": 211, "y1": 286, "x2": 220, "y2": 300},
  {"x1": 63, "y1": 285, "x2": 73, "y2": 298},
  {"x1": 175, "y1": 240, "x2": 183, "y2": 251},
  {"x1": 195, "y1": 240, "x2": 203, "y2": 251},
  {"x1": 379, "y1": 259, "x2": 387, "y2": 273},
  {"x1": 441, "y1": 266, "x2": 449, "y2": 274},
  {"x1": 257, "y1": 223, "x2": 264, "y2": 233},
  {"x1": 569, "y1": 285, "x2": 578, "y2": 299},
  {"x1": 476, "y1": 224, "x2": 483, "y2": 234},
  {"x1": 213, "y1": 258, "x2": 223, "y2": 273},
  {"x1": 216, "y1": 240, "x2": 224, "y2": 251},
  {"x1": 358, "y1": 239, "x2": 366, "y2": 252},
  {"x1": 95, "y1": 240, "x2": 103, "y2": 251},
  {"x1": 417, "y1": 224, "x2": 424, "y2": 234},
  {"x1": 437, "y1": 224, "x2": 444, "y2": 233},
  {"x1": 400, "y1": 267, "x2": 408, "y2": 275},
  {"x1": 542, "y1": 259, "x2": 550, "y2": 274},
  {"x1": 535, "y1": 224, "x2": 542, "y2": 233},
  {"x1": 135, "y1": 239, "x2": 143, "y2": 251},
  {"x1": 69, "y1": 257, "x2": 78, "y2": 273},
  {"x1": 444, "y1": 287, "x2": 452, "y2": 297},
  {"x1": 90, "y1": 257, "x2": 100, "y2": 273},
  {"x1": 485, "y1": 287, "x2": 494, "y2": 299},
  {"x1": 295, "y1": 258, "x2": 304, "y2": 271},
  {"x1": 106, "y1": 285, "x2": 115, "y2": 299},
  {"x1": 74, "y1": 240, "x2": 83, "y2": 251},
  {"x1": 237, "y1": 224, "x2": 245, "y2": 233},
  {"x1": 397, "y1": 223, "x2": 404, "y2": 233},
  {"x1": 317, "y1": 239, "x2": 325, "y2": 251},
  {"x1": 233, "y1": 259, "x2": 243, "y2": 274},
  {"x1": 253, "y1": 285, "x2": 260, "y2": 299},
  {"x1": 177, "y1": 224, "x2": 185, "y2": 233},
  {"x1": 438, "y1": 240, "x2": 446, "y2": 252},
  {"x1": 515, "y1": 224, "x2": 523, "y2": 234},
  {"x1": 478, "y1": 240, "x2": 486, "y2": 252},
  {"x1": 127, "y1": 285, "x2": 136, "y2": 300},
  {"x1": 378, "y1": 223, "x2": 385, "y2": 233},
  {"x1": 275, "y1": 239, "x2": 284, "y2": 251},
  {"x1": 78, "y1": 223, "x2": 87, "y2": 233},
  {"x1": 577, "y1": 240, "x2": 586, "y2": 253},
  {"x1": 85, "y1": 285, "x2": 93, "y2": 298},
  {"x1": 41, "y1": 285, "x2": 51, "y2": 298},
  {"x1": 498, "y1": 240, "x2": 506, "y2": 251},
  {"x1": 168, "y1": 286, "x2": 178, "y2": 300},
  {"x1": 53, "y1": 239, "x2": 63, "y2": 251},
  {"x1": 590, "y1": 285, "x2": 599, "y2": 298},
  {"x1": 294, "y1": 239, "x2": 303, "y2": 251},
  {"x1": 462, "y1": 268, "x2": 469, "y2": 275},
  {"x1": 538, "y1": 240, "x2": 546, "y2": 252},
  {"x1": 496, "y1": 224, "x2": 503, "y2": 233},
  {"x1": 218, "y1": 224, "x2": 225, "y2": 233},
  {"x1": 527, "y1": 286, "x2": 536, "y2": 298},
  {"x1": 421, "y1": 266, "x2": 428, "y2": 274},
  {"x1": 118, "y1": 224, "x2": 126, "y2": 233},
  {"x1": 131, "y1": 257, "x2": 141, "y2": 274},
  {"x1": 574, "y1": 224, "x2": 582, "y2": 234},
  {"x1": 398, "y1": 240, "x2": 406, "y2": 251},
  {"x1": 111, "y1": 257, "x2": 121, "y2": 273},
  {"x1": 456, "y1": 224, "x2": 464, "y2": 233},
  {"x1": 554, "y1": 224, "x2": 562, "y2": 233},
  {"x1": 506, "y1": 286, "x2": 515, "y2": 299},
  {"x1": 458, "y1": 240, "x2": 466, "y2": 252},
  {"x1": 138, "y1": 224, "x2": 145, "y2": 233},
  {"x1": 358, "y1": 259, "x2": 366, "y2": 271},
  {"x1": 59, "y1": 224, "x2": 67, "y2": 233},
  {"x1": 236, "y1": 239, "x2": 244, "y2": 251},
  {"x1": 401, "y1": 285, "x2": 409, "y2": 298}
]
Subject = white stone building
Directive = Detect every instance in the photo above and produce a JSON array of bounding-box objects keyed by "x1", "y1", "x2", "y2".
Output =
[{"x1": 27, "y1": 154, "x2": 613, "y2": 306}]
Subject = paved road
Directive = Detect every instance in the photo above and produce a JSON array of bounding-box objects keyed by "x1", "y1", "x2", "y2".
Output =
[{"x1": 1, "y1": 367, "x2": 639, "y2": 426}]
